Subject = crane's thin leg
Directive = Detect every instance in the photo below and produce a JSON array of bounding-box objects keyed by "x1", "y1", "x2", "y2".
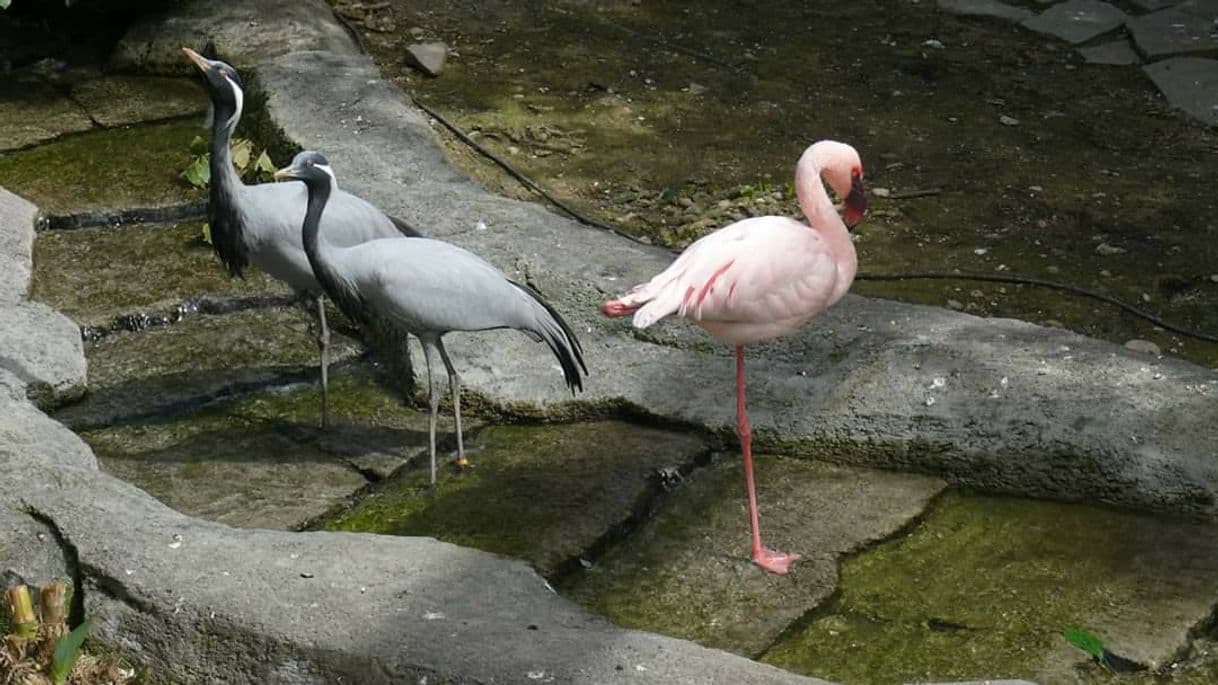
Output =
[
  {"x1": 421, "y1": 340, "x2": 440, "y2": 488},
  {"x1": 736, "y1": 345, "x2": 799, "y2": 575},
  {"x1": 436, "y1": 341, "x2": 468, "y2": 470},
  {"x1": 316, "y1": 295, "x2": 331, "y2": 431}
]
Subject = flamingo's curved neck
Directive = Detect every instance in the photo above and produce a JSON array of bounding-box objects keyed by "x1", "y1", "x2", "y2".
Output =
[{"x1": 794, "y1": 148, "x2": 857, "y2": 292}]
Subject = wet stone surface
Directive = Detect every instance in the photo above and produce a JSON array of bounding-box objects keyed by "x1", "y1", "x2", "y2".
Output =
[
  {"x1": 560, "y1": 458, "x2": 946, "y2": 657},
  {"x1": 325, "y1": 421, "x2": 711, "y2": 576},
  {"x1": 54, "y1": 306, "x2": 363, "y2": 431},
  {"x1": 81, "y1": 368, "x2": 428, "y2": 530},
  {"x1": 761, "y1": 493, "x2": 1218, "y2": 684},
  {"x1": 69, "y1": 75, "x2": 206, "y2": 128},
  {"x1": 0, "y1": 119, "x2": 203, "y2": 218},
  {"x1": 31, "y1": 220, "x2": 288, "y2": 327},
  {"x1": 1020, "y1": 0, "x2": 1128, "y2": 44}
]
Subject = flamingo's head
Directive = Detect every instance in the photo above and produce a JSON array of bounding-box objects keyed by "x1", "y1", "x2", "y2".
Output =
[{"x1": 820, "y1": 143, "x2": 867, "y2": 231}]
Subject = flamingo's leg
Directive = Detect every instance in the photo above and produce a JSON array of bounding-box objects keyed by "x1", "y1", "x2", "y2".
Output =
[{"x1": 737, "y1": 345, "x2": 800, "y2": 575}]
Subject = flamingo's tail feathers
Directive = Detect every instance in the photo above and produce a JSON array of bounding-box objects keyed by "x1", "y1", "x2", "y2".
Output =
[{"x1": 511, "y1": 281, "x2": 588, "y2": 394}]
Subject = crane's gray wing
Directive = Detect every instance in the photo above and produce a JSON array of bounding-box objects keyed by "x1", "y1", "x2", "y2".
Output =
[{"x1": 345, "y1": 238, "x2": 586, "y2": 391}]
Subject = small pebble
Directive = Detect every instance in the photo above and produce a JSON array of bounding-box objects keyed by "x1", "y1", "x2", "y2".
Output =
[
  {"x1": 872, "y1": 187, "x2": 891, "y2": 198},
  {"x1": 1124, "y1": 339, "x2": 1161, "y2": 356},
  {"x1": 999, "y1": 115, "x2": 1019, "y2": 126}
]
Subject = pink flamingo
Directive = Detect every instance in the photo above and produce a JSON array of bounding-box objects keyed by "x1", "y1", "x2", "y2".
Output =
[{"x1": 600, "y1": 140, "x2": 866, "y2": 575}]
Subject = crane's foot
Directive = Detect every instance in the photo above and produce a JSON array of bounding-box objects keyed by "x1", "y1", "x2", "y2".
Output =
[
  {"x1": 752, "y1": 548, "x2": 800, "y2": 575},
  {"x1": 453, "y1": 456, "x2": 474, "y2": 471}
]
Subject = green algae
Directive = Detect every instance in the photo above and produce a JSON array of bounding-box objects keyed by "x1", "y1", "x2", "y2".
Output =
[
  {"x1": 325, "y1": 421, "x2": 709, "y2": 575},
  {"x1": 30, "y1": 221, "x2": 287, "y2": 326},
  {"x1": 0, "y1": 119, "x2": 203, "y2": 216},
  {"x1": 760, "y1": 492, "x2": 1218, "y2": 684},
  {"x1": 559, "y1": 456, "x2": 943, "y2": 657}
]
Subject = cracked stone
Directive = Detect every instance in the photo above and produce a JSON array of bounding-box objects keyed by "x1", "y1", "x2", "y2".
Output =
[
  {"x1": 326, "y1": 421, "x2": 710, "y2": 576},
  {"x1": 1129, "y1": 8, "x2": 1218, "y2": 59},
  {"x1": 562, "y1": 458, "x2": 945, "y2": 656},
  {"x1": 1021, "y1": 0, "x2": 1128, "y2": 44}
]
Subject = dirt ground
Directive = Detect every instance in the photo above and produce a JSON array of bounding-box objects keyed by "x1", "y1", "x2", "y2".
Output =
[{"x1": 336, "y1": 0, "x2": 1218, "y2": 367}]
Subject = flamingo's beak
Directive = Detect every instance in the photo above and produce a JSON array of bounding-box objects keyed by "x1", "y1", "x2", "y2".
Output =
[{"x1": 843, "y1": 176, "x2": 867, "y2": 230}]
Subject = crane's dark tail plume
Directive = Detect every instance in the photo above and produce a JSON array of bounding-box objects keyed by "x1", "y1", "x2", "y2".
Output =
[
  {"x1": 510, "y1": 281, "x2": 588, "y2": 394},
  {"x1": 388, "y1": 214, "x2": 425, "y2": 238}
]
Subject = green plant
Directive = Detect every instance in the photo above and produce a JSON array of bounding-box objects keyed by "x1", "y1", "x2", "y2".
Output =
[
  {"x1": 181, "y1": 135, "x2": 276, "y2": 189},
  {"x1": 50, "y1": 617, "x2": 91, "y2": 685},
  {"x1": 182, "y1": 135, "x2": 276, "y2": 245}
]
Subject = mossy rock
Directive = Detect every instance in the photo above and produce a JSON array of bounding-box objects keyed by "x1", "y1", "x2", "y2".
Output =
[
  {"x1": 761, "y1": 492, "x2": 1218, "y2": 684},
  {"x1": 0, "y1": 119, "x2": 203, "y2": 218}
]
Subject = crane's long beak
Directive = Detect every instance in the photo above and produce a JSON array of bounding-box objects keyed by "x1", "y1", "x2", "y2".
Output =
[
  {"x1": 273, "y1": 166, "x2": 299, "y2": 182},
  {"x1": 181, "y1": 47, "x2": 211, "y2": 72},
  {"x1": 843, "y1": 177, "x2": 867, "y2": 230}
]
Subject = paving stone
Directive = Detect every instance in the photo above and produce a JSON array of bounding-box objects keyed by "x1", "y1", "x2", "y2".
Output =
[
  {"x1": 1078, "y1": 39, "x2": 1141, "y2": 64},
  {"x1": 563, "y1": 458, "x2": 945, "y2": 657},
  {"x1": 762, "y1": 493, "x2": 1218, "y2": 683},
  {"x1": 70, "y1": 75, "x2": 206, "y2": 128},
  {"x1": 1021, "y1": 0, "x2": 1129, "y2": 44},
  {"x1": 938, "y1": 0, "x2": 1034, "y2": 22},
  {"x1": 1128, "y1": 8, "x2": 1218, "y2": 58},
  {"x1": 1144, "y1": 57, "x2": 1218, "y2": 126}
]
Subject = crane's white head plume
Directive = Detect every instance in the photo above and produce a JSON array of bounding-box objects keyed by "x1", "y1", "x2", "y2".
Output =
[
  {"x1": 181, "y1": 47, "x2": 245, "y2": 132},
  {"x1": 273, "y1": 151, "x2": 338, "y2": 190}
]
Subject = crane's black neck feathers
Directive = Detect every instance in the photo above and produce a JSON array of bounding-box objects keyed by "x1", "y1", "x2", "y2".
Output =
[
  {"x1": 299, "y1": 177, "x2": 372, "y2": 327},
  {"x1": 207, "y1": 99, "x2": 250, "y2": 278}
]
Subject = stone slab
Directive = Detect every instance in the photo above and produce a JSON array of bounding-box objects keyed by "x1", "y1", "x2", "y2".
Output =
[
  {"x1": 564, "y1": 458, "x2": 945, "y2": 657},
  {"x1": 0, "y1": 300, "x2": 87, "y2": 408},
  {"x1": 1128, "y1": 8, "x2": 1218, "y2": 59},
  {"x1": 111, "y1": 0, "x2": 360, "y2": 73},
  {"x1": 0, "y1": 186, "x2": 36, "y2": 302},
  {"x1": 0, "y1": 74, "x2": 94, "y2": 152},
  {"x1": 1176, "y1": 0, "x2": 1218, "y2": 17},
  {"x1": 1021, "y1": 0, "x2": 1128, "y2": 44},
  {"x1": 1, "y1": 462, "x2": 830, "y2": 684},
  {"x1": 83, "y1": 368, "x2": 435, "y2": 530},
  {"x1": 70, "y1": 75, "x2": 206, "y2": 128},
  {"x1": 1078, "y1": 39, "x2": 1141, "y2": 65},
  {"x1": 258, "y1": 50, "x2": 1218, "y2": 518},
  {"x1": 938, "y1": 0, "x2": 1034, "y2": 22},
  {"x1": 1144, "y1": 57, "x2": 1218, "y2": 126}
]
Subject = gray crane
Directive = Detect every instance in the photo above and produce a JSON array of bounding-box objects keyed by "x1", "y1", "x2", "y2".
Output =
[
  {"x1": 274, "y1": 151, "x2": 588, "y2": 485},
  {"x1": 182, "y1": 47, "x2": 422, "y2": 429}
]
